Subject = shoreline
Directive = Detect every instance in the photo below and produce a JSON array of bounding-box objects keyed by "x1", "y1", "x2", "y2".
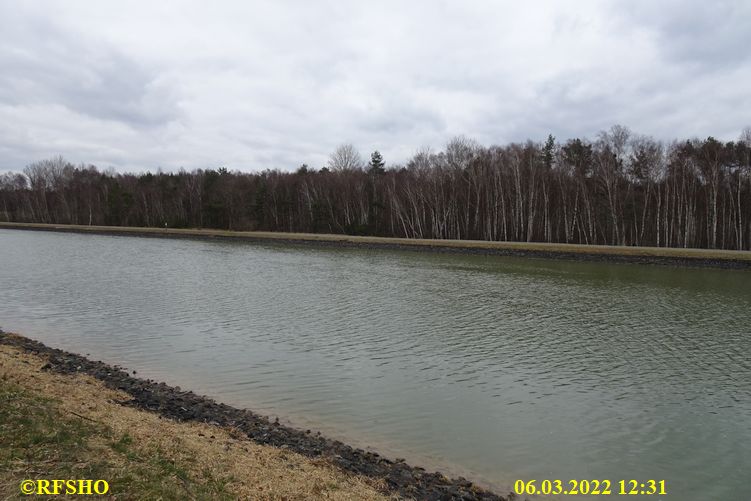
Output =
[
  {"x1": 0, "y1": 341, "x2": 394, "y2": 500},
  {"x1": 1, "y1": 221, "x2": 750, "y2": 269},
  {"x1": 0, "y1": 331, "x2": 508, "y2": 500}
]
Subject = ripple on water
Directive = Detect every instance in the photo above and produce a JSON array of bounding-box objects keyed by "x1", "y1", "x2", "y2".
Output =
[{"x1": 1, "y1": 229, "x2": 750, "y2": 501}]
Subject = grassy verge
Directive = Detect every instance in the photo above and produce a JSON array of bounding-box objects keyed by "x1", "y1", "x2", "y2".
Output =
[
  {"x1": 0, "y1": 381, "x2": 230, "y2": 500},
  {"x1": 1, "y1": 221, "x2": 749, "y2": 264},
  {"x1": 0, "y1": 345, "x2": 394, "y2": 500}
]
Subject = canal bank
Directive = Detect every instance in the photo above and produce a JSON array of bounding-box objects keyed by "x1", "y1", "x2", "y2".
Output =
[
  {"x1": 1, "y1": 221, "x2": 750, "y2": 268},
  {"x1": 0, "y1": 331, "x2": 508, "y2": 501}
]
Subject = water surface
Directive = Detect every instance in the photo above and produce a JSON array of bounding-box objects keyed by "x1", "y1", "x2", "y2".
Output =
[{"x1": 1, "y1": 229, "x2": 749, "y2": 500}]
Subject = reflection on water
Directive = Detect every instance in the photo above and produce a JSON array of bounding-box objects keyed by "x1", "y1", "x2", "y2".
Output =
[{"x1": 1, "y1": 229, "x2": 749, "y2": 500}]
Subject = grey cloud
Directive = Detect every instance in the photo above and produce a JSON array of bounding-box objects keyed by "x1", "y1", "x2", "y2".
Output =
[
  {"x1": 0, "y1": 0, "x2": 749, "y2": 173},
  {"x1": 614, "y1": 1, "x2": 751, "y2": 70},
  {"x1": 0, "y1": 15, "x2": 180, "y2": 128}
]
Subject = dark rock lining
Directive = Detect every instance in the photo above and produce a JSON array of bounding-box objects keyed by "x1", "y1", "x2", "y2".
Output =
[
  {"x1": 0, "y1": 331, "x2": 510, "y2": 501},
  {"x1": 4, "y1": 223, "x2": 750, "y2": 269}
]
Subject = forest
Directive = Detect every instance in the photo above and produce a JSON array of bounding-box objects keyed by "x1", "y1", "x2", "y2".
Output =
[{"x1": 1, "y1": 125, "x2": 750, "y2": 250}]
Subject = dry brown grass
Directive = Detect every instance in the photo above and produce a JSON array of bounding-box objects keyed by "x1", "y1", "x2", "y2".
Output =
[
  {"x1": 2, "y1": 221, "x2": 749, "y2": 262},
  {"x1": 0, "y1": 344, "x2": 396, "y2": 500}
]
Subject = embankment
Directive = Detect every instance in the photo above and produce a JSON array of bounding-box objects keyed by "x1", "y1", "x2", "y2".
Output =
[
  {"x1": 1, "y1": 221, "x2": 750, "y2": 268},
  {"x1": 0, "y1": 331, "x2": 508, "y2": 501}
]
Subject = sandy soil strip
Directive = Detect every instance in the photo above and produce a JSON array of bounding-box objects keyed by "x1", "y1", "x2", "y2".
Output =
[{"x1": 1, "y1": 221, "x2": 749, "y2": 268}]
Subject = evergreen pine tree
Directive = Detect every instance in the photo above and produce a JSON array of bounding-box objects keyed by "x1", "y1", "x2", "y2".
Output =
[{"x1": 368, "y1": 150, "x2": 385, "y2": 175}]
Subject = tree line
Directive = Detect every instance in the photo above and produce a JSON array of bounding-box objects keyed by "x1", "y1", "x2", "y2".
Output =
[{"x1": 2, "y1": 125, "x2": 750, "y2": 250}]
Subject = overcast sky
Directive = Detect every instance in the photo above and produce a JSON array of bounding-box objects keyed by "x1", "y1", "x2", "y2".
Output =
[{"x1": 1, "y1": 0, "x2": 749, "y2": 173}]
